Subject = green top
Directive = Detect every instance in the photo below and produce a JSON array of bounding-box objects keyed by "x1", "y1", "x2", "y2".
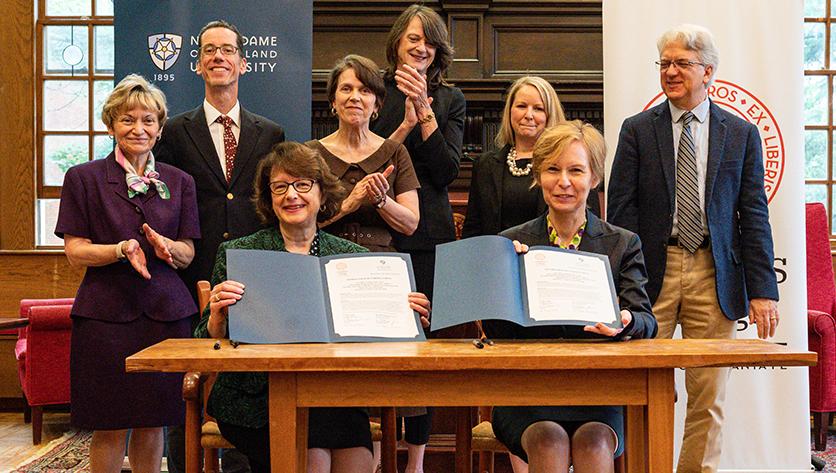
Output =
[{"x1": 194, "y1": 227, "x2": 367, "y2": 428}]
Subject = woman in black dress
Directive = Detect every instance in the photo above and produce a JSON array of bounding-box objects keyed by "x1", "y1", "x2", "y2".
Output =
[
  {"x1": 462, "y1": 76, "x2": 565, "y2": 239},
  {"x1": 370, "y1": 5, "x2": 465, "y2": 472}
]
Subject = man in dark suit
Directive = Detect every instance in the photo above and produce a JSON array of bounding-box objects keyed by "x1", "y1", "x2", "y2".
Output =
[
  {"x1": 155, "y1": 19, "x2": 284, "y2": 473},
  {"x1": 607, "y1": 24, "x2": 779, "y2": 473},
  {"x1": 156, "y1": 19, "x2": 284, "y2": 306}
]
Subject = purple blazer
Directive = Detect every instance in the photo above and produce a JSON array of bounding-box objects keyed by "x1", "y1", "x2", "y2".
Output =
[{"x1": 55, "y1": 153, "x2": 201, "y2": 322}]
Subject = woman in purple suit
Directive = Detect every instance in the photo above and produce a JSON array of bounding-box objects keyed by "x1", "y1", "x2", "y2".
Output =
[{"x1": 55, "y1": 74, "x2": 200, "y2": 473}]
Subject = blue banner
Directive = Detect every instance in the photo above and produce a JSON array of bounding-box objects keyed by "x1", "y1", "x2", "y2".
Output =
[{"x1": 114, "y1": 0, "x2": 311, "y2": 140}]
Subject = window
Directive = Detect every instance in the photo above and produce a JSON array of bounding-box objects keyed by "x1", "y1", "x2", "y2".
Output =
[
  {"x1": 805, "y1": 0, "x2": 836, "y2": 233},
  {"x1": 36, "y1": 0, "x2": 114, "y2": 246}
]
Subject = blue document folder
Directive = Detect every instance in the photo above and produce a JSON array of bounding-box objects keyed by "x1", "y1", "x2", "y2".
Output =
[
  {"x1": 431, "y1": 235, "x2": 621, "y2": 331},
  {"x1": 226, "y1": 250, "x2": 426, "y2": 344}
]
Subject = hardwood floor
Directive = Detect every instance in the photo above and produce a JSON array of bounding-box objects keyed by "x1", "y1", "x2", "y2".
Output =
[{"x1": 0, "y1": 410, "x2": 73, "y2": 471}]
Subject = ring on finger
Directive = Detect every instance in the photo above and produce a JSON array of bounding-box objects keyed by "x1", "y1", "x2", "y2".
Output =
[{"x1": 212, "y1": 294, "x2": 220, "y2": 303}]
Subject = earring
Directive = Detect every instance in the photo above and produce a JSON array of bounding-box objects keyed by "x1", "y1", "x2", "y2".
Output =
[
  {"x1": 320, "y1": 204, "x2": 327, "y2": 212},
  {"x1": 330, "y1": 106, "x2": 337, "y2": 116},
  {"x1": 371, "y1": 111, "x2": 379, "y2": 121}
]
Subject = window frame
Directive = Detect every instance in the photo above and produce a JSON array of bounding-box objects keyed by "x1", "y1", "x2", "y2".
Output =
[
  {"x1": 805, "y1": 2, "x2": 836, "y2": 237},
  {"x1": 35, "y1": 0, "x2": 113, "y2": 246}
]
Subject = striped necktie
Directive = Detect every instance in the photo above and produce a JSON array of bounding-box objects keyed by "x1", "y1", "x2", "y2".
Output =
[{"x1": 675, "y1": 111, "x2": 703, "y2": 253}]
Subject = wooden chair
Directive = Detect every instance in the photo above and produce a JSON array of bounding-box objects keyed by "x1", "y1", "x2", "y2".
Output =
[{"x1": 183, "y1": 280, "x2": 389, "y2": 473}]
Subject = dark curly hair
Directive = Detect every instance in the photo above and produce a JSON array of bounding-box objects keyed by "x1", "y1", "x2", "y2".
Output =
[
  {"x1": 252, "y1": 142, "x2": 346, "y2": 226},
  {"x1": 384, "y1": 4, "x2": 454, "y2": 90}
]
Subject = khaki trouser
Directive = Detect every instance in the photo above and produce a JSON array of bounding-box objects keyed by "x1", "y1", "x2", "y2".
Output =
[{"x1": 653, "y1": 245, "x2": 736, "y2": 473}]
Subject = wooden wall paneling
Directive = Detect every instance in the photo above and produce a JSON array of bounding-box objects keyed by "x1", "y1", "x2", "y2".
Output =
[
  {"x1": 0, "y1": 0, "x2": 36, "y2": 250},
  {"x1": 448, "y1": 13, "x2": 484, "y2": 78},
  {"x1": 0, "y1": 252, "x2": 83, "y2": 318}
]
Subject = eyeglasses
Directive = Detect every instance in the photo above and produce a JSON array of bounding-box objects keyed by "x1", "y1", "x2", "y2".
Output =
[
  {"x1": 200, "y1": 44, "x2": 239, "y2": 56},
  {"x1": 655, "y1": 59, "x2": 705, "y2": 71},
  {"x1": 269, "y1": 178, "x2": 316, "y2": 195}
]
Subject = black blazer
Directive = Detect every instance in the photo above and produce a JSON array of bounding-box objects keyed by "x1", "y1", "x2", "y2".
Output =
[
  {"x1": 607, "y1": 100, "x2": 778, "y2": 320},
  {"x1": 155, "y1": 105, "x2": 285, "y2": 300},
  {"x1": 485, "y1": 211, "x2": 657, "y2": 341},
  {"x1": 462, "y1": 145, "x2": 546, "y2": 238},
  {"x1": 372, "y1": 80, "x2": 466, "y2": 250}
]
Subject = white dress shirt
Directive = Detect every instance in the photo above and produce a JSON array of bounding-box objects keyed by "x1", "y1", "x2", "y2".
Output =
[{"x1": 203, "y1": 100, "x2": 241, "y2": 177}]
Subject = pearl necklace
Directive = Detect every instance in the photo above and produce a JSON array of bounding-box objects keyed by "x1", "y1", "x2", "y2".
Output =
[{"x1": 506, "y1": 147, "x2": 532, "y2": 177}]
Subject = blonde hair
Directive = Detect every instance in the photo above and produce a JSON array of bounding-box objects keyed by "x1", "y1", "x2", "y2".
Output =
[
  {"x1": 532, "y1": 120, "x2": 605, "y2": 188},
  {"x1": 496, "y1": 76, "x2": 565, "y2": 148},
  {"x1": 101, "y1": 74, "x2": 167, "y2": 129}
]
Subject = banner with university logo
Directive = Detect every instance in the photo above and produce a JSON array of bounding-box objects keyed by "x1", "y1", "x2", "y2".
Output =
[
  {"x1": 114, "y1": 0, "x2": 312, "y2": 141},
  {"x1": 603, "y1": 1, "x2": 806, "y2": 471}
]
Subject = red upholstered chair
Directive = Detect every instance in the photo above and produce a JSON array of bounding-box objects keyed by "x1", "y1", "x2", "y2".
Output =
[
  {"x1": 806, "y1": 202, "x2": 836, "y2": 451},
  {"x1": 15, "y1": 298, "x2": 74, "y2": 444}
]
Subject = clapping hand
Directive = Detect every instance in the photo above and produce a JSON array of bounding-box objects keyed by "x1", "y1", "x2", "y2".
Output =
[
  {"x1": 395, "y1": 64, "x2": 431, "y2": 111},
  {"x1": 143, "y1": 223, "x2": 175, "y2": 269},
  {"x1": 122, "y1": 239, "x2": 150, "y2": 280},
  {"x1": 362, "y1": 165, "x2": 394, "y2": 206}
]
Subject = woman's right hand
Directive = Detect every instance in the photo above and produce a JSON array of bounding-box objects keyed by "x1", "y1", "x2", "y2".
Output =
[
  {"x1": 209, "y1": 280, "x2": 245, "y2": 324},
  {"x1": 512, "y1": 240, "x2": 529, "y2": 254},
  {"x1": 344, "y1": 166, "x2": 395, "y2": 212},
  {"x1": 122, "y1": 239, "x2": 151, "y2": 280},
  {"x1": 401, "y1": 96, "x2": 419, "y2": 130}
]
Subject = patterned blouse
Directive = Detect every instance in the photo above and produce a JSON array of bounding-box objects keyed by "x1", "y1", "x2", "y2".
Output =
[
  {"x1": 194, "y1": 227, "x2": 367, "y2": 428},
  {"x1": 546, "y1": 215, "x2": 587, "y2": 250}
]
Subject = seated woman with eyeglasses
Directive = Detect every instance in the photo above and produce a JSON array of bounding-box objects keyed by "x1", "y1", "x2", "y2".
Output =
[{"x1": 194, "y1": 142, "x2": 431, "y2": 473}]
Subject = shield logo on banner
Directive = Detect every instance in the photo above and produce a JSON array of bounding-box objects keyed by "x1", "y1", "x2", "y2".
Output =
[{"x1": 147, "y1": 34, "x2": 182, "y2": 71}]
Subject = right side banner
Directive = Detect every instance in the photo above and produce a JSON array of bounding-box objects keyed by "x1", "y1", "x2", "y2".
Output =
[{"x1": 603, "y1": 1, "x2": 808, "y2": 471}]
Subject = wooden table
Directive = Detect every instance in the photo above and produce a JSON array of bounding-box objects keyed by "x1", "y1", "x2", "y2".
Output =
[{"x1": 126, "y1": 338, "x2": 814, "y2": 473}]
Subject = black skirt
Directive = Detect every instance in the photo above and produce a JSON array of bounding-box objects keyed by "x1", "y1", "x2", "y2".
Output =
[
  {"x1": 70, "y1": 315, "x2": 190, "y2": 430},
  {"x1": 492, "y1": 405, "x2": 624, "y2": 461}
]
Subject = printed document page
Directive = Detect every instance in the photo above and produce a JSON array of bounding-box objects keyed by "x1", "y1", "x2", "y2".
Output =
[
  {"x1": 325, "y1": 255, "x2": 419, "y2": 338},
  {"x1": 523, "y1": 249, "x2": 616, "y2": 324}
]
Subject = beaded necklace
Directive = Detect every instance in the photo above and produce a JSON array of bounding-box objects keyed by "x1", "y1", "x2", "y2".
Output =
[{"x1": 506, "y1": 147, "x2": 533, "y2": 177}]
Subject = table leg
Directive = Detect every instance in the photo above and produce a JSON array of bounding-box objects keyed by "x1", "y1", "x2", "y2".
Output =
[
  {"x1": 646, "y1": 369, "x2": 675, "y2": 473},
  {"x1": 625, "y1": 404, "x2": 646, "y2": 473},
  {"x1": 380, "y1": 407, "x2": 397, "y2": 473},
  {"x1": 269, "y1": 373, "x2": 308, "y2": 473},
  {"x1": 455, "y1": 407, "x2": 472, "y2": 473}
]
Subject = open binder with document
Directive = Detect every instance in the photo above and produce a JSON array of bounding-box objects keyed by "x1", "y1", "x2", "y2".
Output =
[
  {"x1": 431, "y1": 235, "x2": 621, "y2": 331},
  {"x1": 226, "y1": 249, "x2": 426, "y2": 344}
]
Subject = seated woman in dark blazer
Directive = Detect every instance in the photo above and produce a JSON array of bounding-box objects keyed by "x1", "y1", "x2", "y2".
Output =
[
  {"x1": 462, "y1": 76, "x2": 565, "y2": 239},
  {"x1": 487, "y1": 121, "x2": 658, "y2": 473},
  {"x1": 194, "y1": 142, "x2": 430, "y2": 473}
]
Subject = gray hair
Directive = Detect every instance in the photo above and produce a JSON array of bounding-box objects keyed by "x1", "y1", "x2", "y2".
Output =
[{"x1": 657, "y1": 24, "x2": 719, "y2": 86}]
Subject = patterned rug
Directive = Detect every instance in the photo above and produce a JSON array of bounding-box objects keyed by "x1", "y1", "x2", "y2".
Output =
[{"x1": 11, "y1": 429, "x2": 91, "y2": 472}]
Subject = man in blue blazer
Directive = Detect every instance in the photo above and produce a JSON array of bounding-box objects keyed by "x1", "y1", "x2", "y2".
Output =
[
  {"x1": 607, "y1": 24, "x2": 779, "y2": 473},
  {"x1": 155, "y1": 19, "x2": 284, "y2": 473}
]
